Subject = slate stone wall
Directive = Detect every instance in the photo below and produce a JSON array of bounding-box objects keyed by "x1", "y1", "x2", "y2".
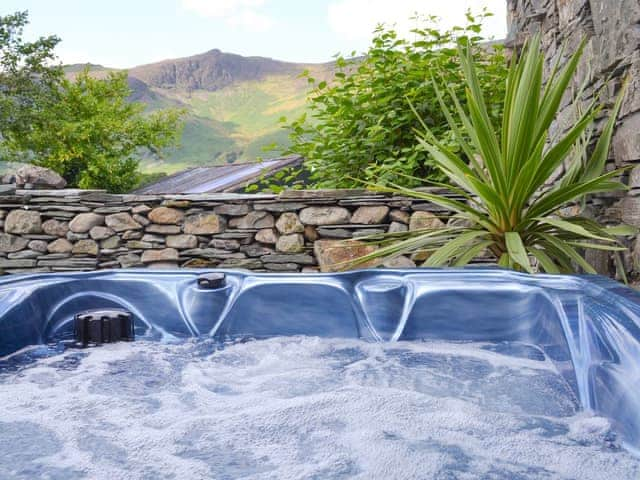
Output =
[
  {"x1": 507, "y1": 0, "x2": 640, "y2": 278},
  {"x1": 0, "y1": 188, "x2": 462, "y2": 274}
]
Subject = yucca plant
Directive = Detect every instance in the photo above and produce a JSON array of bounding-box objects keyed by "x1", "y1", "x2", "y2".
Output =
[{"x1": 349, "y1": 34, "x2": 634, "y2": 274}]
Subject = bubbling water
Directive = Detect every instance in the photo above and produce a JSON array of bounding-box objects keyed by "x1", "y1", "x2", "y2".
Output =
[{"x1": 0, "y1": 337, "x2": 638, "y2": 479}]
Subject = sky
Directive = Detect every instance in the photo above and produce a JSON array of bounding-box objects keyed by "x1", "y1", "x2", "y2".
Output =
[{"x1": 4, "y1": 0, "x2": 508, "y2": 68}]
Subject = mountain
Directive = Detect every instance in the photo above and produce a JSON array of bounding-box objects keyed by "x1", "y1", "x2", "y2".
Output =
[
  {"x1": 66, "y1": 50, "x2": 334, "y2": 175},
  {"x1": 129, "y1": 49, "x2": 306, "y2": 91}
]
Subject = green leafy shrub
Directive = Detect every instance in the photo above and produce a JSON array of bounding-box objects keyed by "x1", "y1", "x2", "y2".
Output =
[
  {"x1": 5, "y1": 69, "x2": 184, "y2": 193},
  {"x1": 349, "y1": 34, "x2": 634, "y2": 274},
  {"x1": 280, "y1": 11, "x2": 508, "y2": 188},
  {"x1": 0, "y1": 11, "x2": 63, "y2": 147},
  {"x1": 0, "y1": 12, "x2": 184, "y2": 193}
]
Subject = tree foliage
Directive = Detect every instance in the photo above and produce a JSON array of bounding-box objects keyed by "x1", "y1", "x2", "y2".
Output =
[
  {"x1": 0, "y1": 11, "x2": 62, "y2": 144},
  {"x1": 349, "y1": 35, "x2": 634, "y2": 275},
  {"x1": 7, "y1": 70, "x2": 184, "y2": 192},
  {"x1": 0, "y1": 11, "x2": 184, "y2": 192},
  {"x1": 280, "y1": 11, "x2": 508, "y2": 188}
]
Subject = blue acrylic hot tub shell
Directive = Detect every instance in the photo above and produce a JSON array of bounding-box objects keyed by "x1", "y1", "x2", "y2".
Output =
[{"x1": 1, "y1": 268, "x2": 640, "y2": 453}]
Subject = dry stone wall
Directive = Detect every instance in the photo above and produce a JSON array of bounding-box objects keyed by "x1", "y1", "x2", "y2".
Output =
[
  {"x1": 0, "y1": 188, "x2": 459, "y2": 274},
  {"x1": 507, "y1": 0, "x2": 640, "y2": 279}
]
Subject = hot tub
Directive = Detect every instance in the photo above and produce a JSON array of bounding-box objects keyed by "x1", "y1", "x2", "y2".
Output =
[{"x1": 1, "y1": 268, "x2": 640, "y2": 479}]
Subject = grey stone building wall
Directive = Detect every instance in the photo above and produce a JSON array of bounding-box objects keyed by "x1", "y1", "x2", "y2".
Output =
[
  {"x1": 507, "y1": 0, "x2": 640, "y2": 278},
  {"x1": 0, "y1": 188, "x2": 457, "y2": 274}
]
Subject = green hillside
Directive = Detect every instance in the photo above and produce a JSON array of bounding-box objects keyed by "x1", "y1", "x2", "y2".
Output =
[
  {"x1": 67, "y1": 50, "x2": 334, "y2": 175},
  {"x1": 144, "y1": 74, "x2": 310, "y2": 173}
]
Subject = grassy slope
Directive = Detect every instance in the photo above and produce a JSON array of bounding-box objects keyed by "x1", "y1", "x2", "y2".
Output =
[
  {"x1": 64, "y1": 59, "x2": 333, "y2": 175},
  {"x1": 141, "y1": 73, "x2": 313, "y2": 173}
]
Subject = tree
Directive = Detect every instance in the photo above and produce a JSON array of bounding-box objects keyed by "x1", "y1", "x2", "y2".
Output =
[
  {"x1": 0, "y1": 12, "x2": 184, "y2": 192},
  {"x1": 0, "y1": 11, "x2": 62, "y2": 147},
  {"x1": 280, "y1": 11, "x2": 508, "y2": 188},
  {"x1": 6, "y1": 70, "x2": 184, "y2": 192},
  {"x1": 348, "y1": 35, "x2": 635, "y2": 275}
]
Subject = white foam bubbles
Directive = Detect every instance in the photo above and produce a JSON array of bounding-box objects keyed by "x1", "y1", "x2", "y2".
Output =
[{"x1": 0, "y1": 337, "x2": 638, "y2": 479}]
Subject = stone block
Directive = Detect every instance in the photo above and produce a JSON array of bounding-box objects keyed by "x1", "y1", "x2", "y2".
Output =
[
  {"x1": 299, "y1": 206, "x2": 351, "y2": 225},
  {"x1": 94, "y1": 206, "x2": 131, "y2": 214},
  {"x1": 253, "y1": 202, "x2": 307, "y2": 212},
  {"x1": 184, "y1": 213, "x2": 225, "y2": 234},
  {"x1": 27, "y1": 240, "x2": 48, "y2": 253},
  {"x1": 255, "y1": 228, "x2": 278, "y2": 244},
  {"x1": 148, "y1": 207, "x2": 184, "y2": 225},
  {"x1": 352, "y1": 229, "x2": 385, "y2": 238},
  {"x1": 42, "y1": 219, "x2": 69, "y2": 237},
  {"x1": 141, "y1": 248, "x2": 179, "y2": 263},
  {"x1": 105, "y1": 213, "x2": 142, "y2": 232},
  {"x1": 117, "y1": 253, "x2": 142, "y2": 268},
  {"x1": 209, "y1": 238, "x2": 241, "y2": 250},
  {"x1": 47, "y1": 238, "x2": 73, "y2": 253},
  {"x1": 621, "y1": 195, "x2": 640, "y2": 226},
  {"x1": 0, "y1": 233, "x2": 29, "y2": 253},
  {"x1": 218, "y1": 258, "x2": 262, "y2": 269},
  {"x1": 146, "y1": 224, "x2": 181, "y2": 234},
  {"x1": 37, "y1": 258, "x2": 97, "y2": 268},
  {"x1": 613, "y1": 112, "x2": 640, "y2": 164},
  {"x1": 313, "y1": 239, "x2": 377, "y2": 272},
  {"x1": 213, "y1": 231, "x2": 254, "y2": 240},
  {"x1": 67, "y1": 232, "x2": 88, "y2": 241},
  {"x1": 101, "y1": 236, "x2": 121, "y2": 249},
  {"x1": 240, "y1": 244, "x2": 274, "y2": 257},
  {"x1": 72, "y1": 239, "x2": 99, "y2": 256},
  {"x1": 388, "y1": 221, "x2": 408, "y2": 233},
  {"x1": 590, "y1": 0, "x2": 640, "y2": 73},
  {"x1": 161, "y1": 199, "x2": 191, "y2": 208},
  {"x1": 260, "y1": 253, "x2": 315, "y2": 264},
  {"x1": 409, "y1": 211, "x2": 445, "y2": 230},
  {"x1": 89, "y1": 226, "x2": 115, "y2": 240},
  {"x1": 133, "y1": 214, "x2": 151, "y2": 226},
  {"x1": 7, "y1": 250, "x2": 39, "y2": 259},
  {"x1": 0, "y1": 258, "x2": 37, "y2": 268},
  {"x1": 350, "y1": 206, "x2": 389, "y2": 224},
  {"x1": 127, "y1": 241, "x2": 153, "y2": 249},
  {"x1": 141, "y1": 234, "x2": 165, "y2": 243},
  {"x1": 389, "y1": 209, "x2": 410, "y2": 224},
  {"x1": 317, "y1": 227, "x2": 352, "y2": 239},
  {"x1": 276, "y1": 233, "x2": 305, "y2": 253},
  {"x1": 214, "y1": 204, "x2": 250, "y2": 216},
  {"x1": 181, "y1": 258, "x2": 218, "y2": 268},
  {"x1": 166, "y1": 234, "x2": 198, "y2": 249},
  {"x1": 11, "y1": 165, "x2": 66, "y2": 189},
  {"x1": 122, "y1": 230, "x2": 143, "y2": 240},
  {"x1": 275, "y1": 212, "x2": 304, "y2": 234},
  {"x1": 98, "y1": 261, "x2": 120, "y2": 268},
  {"x1": 69, "y1": 213, "x2": 104, "y2": 233},
  {"x1": 229, "y1": 211, "x2": 274, "y2": 229},
  {"x1": 181, "y1": 248, "x2": 245, "y2": 259},
  {"x1": 132, "y1": 204, "x2": 152, "y2": 214},
  {"x1": 5, "y1": 210, "x2": 42, "y2": 234}
]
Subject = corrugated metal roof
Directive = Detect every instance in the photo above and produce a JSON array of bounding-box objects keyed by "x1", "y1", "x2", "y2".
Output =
[{"x1": 134, "y1": 155, "x2": 303, "y2": 194}]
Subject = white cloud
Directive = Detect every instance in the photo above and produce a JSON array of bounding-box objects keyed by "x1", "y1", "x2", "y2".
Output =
[
  {"x1": 181, "y1": 0, "x2": 273, "y2": 32},
  {"x1": 227, "y1": 9, "x2": 273, "y2": 32},
  {"x1": 327, "y1": 0, "x2": 506, "y2": 42}
]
